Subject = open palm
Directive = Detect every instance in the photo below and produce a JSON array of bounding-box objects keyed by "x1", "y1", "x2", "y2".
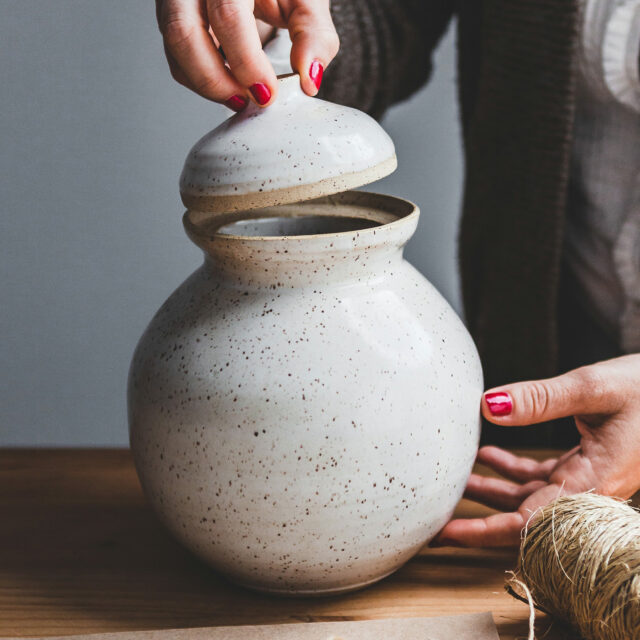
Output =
[{"x1": 435, "y1": 354, "x2": 640, "y2": 547}]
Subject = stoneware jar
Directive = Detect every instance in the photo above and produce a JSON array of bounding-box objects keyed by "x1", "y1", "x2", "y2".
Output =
[{"x1": 129, "y1": 76, "x2": 482, "y2": 596}]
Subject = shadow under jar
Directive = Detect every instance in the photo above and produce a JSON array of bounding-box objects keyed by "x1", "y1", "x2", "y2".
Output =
[{"x1": 128, "y1": 191, "x2": 482, "y2": 595}]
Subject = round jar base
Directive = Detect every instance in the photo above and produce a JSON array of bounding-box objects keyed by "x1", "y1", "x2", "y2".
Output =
[{"x1": 228, "y1": 566, "x2": 401, "y2": 598}]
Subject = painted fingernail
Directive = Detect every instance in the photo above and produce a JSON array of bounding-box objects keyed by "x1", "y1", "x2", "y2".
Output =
[
  {"x1": 250, "y1": 83, "x2": 271, "y2": 105},
  {"x1": 224, "y1": 95, "x2": 248, "y2": 112},
  {"x1": 309, "y1": 59, "x2": 324, "y2": 90},
  {"x1": 485, "y1": 391, "x2": 513, "y2": 416}
]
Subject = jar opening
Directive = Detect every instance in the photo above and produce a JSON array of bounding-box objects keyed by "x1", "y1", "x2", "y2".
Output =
[
  {"x1": 217, "y1": 215, "x2": 381, "y2": 238},
  {"x1": 183, "y1": 191, "x2": 418, "y2": 258},
  {"x1": 183, "y1": 192, "x2": 419, "y2": 286}
]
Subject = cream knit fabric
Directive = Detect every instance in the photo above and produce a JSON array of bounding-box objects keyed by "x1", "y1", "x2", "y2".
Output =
[{"x1": 564, "y1": 0, "x2": 640, "y2": 352}]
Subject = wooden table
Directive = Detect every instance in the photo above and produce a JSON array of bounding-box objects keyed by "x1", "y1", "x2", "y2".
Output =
[{"x1": 0, "y1": 449, "x2": 572, "y2": 639}]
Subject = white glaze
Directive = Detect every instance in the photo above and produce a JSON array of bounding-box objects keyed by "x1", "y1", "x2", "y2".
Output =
[
  {"x1": 128, "y1": 192, "x2": 483, "y2": 595},
  {"x1": 179, "y1": 75, "x2": 396, "y2": 213}
]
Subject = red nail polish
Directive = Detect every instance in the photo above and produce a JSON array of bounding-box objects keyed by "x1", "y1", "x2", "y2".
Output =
[
  {"x1": 250, "y1": 83, "x2": 271, "y2": 105},
  {"x1": 485, "y1": 391, "x2": 513, "y2": 416},
  {"x1": 309, "y1": 59, "x2": 324, "y2": 90},
  {"x1": 224, "y1": 95, "x2": 248, "y2": 112}
]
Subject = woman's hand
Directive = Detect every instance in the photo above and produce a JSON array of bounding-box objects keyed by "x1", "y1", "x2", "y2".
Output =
[
  {"x1": 155, "y1": 0, "x2": 339, "y2": 109},
  {"x1": 435, "y1": 354, "x2": 640, "y2": 547}
]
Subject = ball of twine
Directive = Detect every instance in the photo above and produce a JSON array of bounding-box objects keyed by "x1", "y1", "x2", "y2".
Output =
[{"x1": 507, "y1": 493, "x2": 640, "y2": 640}]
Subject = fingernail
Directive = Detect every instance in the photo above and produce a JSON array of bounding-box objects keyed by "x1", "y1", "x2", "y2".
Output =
[
  {"x1": 224, "y1": 95, "x2": 248, "y2": 112},
  {"x1": 309, "y1": 59, "x2": 324, "y2": 90},
  {"x1": 250, "y1": 83, "x2": 271, "y2": 106},
  {"x1": 485, "y1": 391, "x2": 513, "y2": 416}
]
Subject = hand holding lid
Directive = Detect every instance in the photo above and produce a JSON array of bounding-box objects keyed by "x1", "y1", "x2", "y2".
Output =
[{"x1": 179, "y1": 74, "x2": 397, "y2": 214}]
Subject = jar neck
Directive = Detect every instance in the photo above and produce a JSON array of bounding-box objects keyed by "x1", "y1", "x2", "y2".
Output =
[
  {"x1": 183, "y1": 192, "x2": 419, "y2": 290},
  {"x1": 201, "y1": 241, "x2": 405, "y2": 289}
]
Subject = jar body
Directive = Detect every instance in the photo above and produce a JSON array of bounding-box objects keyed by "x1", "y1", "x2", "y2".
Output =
[{"x1": 128, "y1": 195, "x2": 482, "y2": 595}]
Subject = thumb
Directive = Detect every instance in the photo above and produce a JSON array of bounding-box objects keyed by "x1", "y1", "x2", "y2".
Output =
[{"x1": 482, "y1": 366, "x2": 620, "y2": 426}]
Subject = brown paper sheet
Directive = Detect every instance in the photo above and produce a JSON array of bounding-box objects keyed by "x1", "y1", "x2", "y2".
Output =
[{"x1": 3, "y1": 612, "x2": 499, "y2": 640}]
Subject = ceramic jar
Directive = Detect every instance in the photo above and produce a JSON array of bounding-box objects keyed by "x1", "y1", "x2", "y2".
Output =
[{"x1": 128, "y1": 191, "x2": 483, "y2": 595}]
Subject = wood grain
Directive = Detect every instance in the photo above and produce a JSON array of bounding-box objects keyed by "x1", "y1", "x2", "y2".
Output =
[{"x1": 0, "y1": 449, "x2": 578, "y2": 639}]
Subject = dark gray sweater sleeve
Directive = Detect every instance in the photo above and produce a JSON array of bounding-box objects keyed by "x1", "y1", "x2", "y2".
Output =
[{"x1": 321, "y1": 0, "x2": 455, "y2": 118}]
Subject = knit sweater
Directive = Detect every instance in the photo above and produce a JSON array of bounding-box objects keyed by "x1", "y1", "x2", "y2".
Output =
[{"x1": 320, "y1": 0, "x2": 586, "y2": 446}]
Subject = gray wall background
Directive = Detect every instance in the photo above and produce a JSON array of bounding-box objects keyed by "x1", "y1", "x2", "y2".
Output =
[{"x1": 0, "y1": 1, "x2": 462, "y2": 446}]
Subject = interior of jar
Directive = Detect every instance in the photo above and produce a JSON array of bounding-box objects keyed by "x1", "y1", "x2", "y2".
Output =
[
  {"x1": 217, "y1": 215, "x2": 380, "y2": 237},
  {"x1": 184, "y1": 191, "x2": 417, "y2": 243}
]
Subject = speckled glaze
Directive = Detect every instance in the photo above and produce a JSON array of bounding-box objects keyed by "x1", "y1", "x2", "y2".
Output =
[
  {"x1": 128, "y1": 192, "x2": 483, "y2": 595},
  {"x1": 179, "y1": 74, "x2": 397, "y2": 214}
]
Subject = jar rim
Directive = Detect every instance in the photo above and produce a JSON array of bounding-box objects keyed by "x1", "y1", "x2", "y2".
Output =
[{"x1": 183, "y1": 191, "x2": 418, "y2": 246}]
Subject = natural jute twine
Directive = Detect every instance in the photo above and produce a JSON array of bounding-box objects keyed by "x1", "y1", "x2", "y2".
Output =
[{"x1": 507, "y1": 493, "x2": 640, "y2": 640}]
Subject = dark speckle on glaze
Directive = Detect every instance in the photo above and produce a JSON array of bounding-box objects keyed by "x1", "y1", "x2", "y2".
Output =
[{"x1": 128, "y1": 191, "x2": 483, "y2": 596}]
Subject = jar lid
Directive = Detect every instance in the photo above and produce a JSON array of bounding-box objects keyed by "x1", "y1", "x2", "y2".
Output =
[{"x1": 179, "y1": 74, "x2": 397, "y2": 214}]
